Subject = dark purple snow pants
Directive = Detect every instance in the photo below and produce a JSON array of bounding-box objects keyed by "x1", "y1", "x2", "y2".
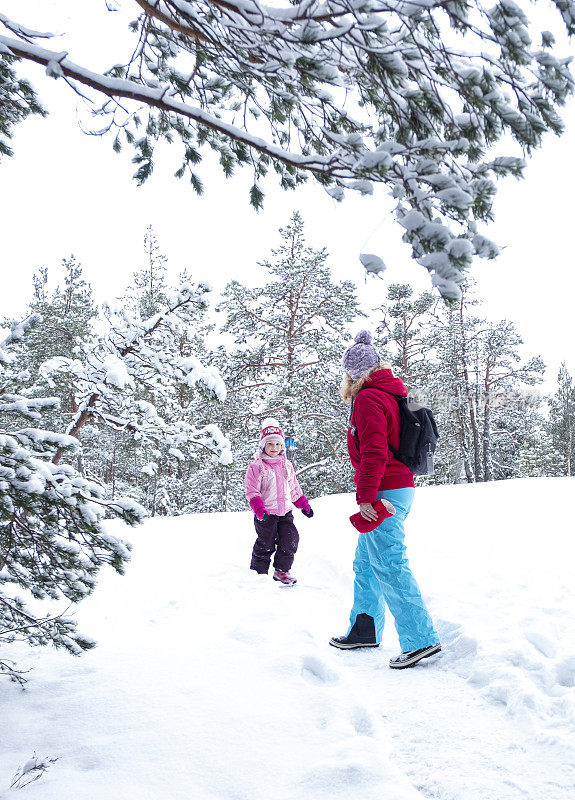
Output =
[{"x1": 250, "y1": 511, "x2": 300, "y2": 574}]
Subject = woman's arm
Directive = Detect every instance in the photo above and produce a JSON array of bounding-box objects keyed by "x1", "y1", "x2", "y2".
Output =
[{"x1": 354, "y1": 391, "x2": 390, "y2": 505}]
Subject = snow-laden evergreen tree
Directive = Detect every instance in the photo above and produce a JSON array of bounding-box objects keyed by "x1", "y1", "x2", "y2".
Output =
[
  {"x1": 370, "y1": 281, "x2": 466, "y2": 482},
  {"x1": 124, "y1": 225, "x2": 168, "y2": 319},
  {"x1": 423, "y1": 284, "x2": 545, "y2": 482},
  {"x1": 115, "y1": 232, "x2": 226, "y2": 514},
  {"x1": 3, "y1": 4, "x2": 575, "y2": 297},
  {"x1": 26, "y1": 257, "x2": 96, "y2": 370},
  {"x1": 547, "y1": 362, "x2": 575, "y2": 476},
  {"x1": 494, "y1": 386, "x2": 554, "y2": 478},
  {"x1": 218, "y1": 212, "x2": 362, "y2": 497},
  {"x1": 177, "y1": 343, "x2": 254, "y2": 513},
  {"x1": 0, "y1": 316, "x2": 144, "y2": 684},
  {"x1": 2, "y1": 257, "x2": 98, "y2": 474},
  {"x1": 516, "y1": 425, "x2": 563, "y2": 478},
  {"x1": 373, "y1": 283, "x2": 436, "y2": 390},
  {"x1": 39, "y1": 283, "x2": 232, "y2": 514},
  {"x1": 477, "y1": 320, "x2": 545, "y2": 480},
  {"x1": 106, "y1": 227, "x2": 173, "y2": 510},
  {"x1": 2, "y1": 257, "x2": 96, "y2": 377}
]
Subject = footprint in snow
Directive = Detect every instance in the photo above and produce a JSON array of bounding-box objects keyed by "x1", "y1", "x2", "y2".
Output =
[
  {"x1": 525, "y1": 630, "x2": 558, "y2": 659},
  {"x1": 350, "y1": 706, "x2": 376, "y2": 737},
  {"x1": 301, "y1": 655, "x2": 340, "y2": 686},
  {"x1": 432, "y1": 619, "x2": 478, "y2": 672},
  {"x1": 228, "y1": 628, "x2": 260, "y2": 646},
  {"x1": 451, "y1": 634, "x2": 478, "y2": 659},
  {"x1": 555, "y1": 656, "x2": 575, "y2": 688},
  {"x1": 435, "y1": 618, "x2": 463, "y2": 644},
  {"x1": 298, "y1": 761, "x2": 378, "y2": 791}
]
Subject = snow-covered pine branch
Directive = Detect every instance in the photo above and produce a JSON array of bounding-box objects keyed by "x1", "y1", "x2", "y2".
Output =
[
  {"x1": 39, "y1": 282, "x2": 231, "y2": 467},
  {"x1": 0, "y1": 315, "x2": 147, "y2": 682},
  {"x1": 2, "y1": 2, "x2": 575, "y2": 297}
]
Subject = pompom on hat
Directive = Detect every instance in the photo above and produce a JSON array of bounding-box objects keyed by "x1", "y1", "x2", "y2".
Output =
[{"x1": 342, "y1": 330, "x2": 381, "y2": 380}]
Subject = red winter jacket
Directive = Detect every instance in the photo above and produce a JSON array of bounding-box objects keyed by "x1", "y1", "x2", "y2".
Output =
[{"x1": 347, "y1": 369, "x2": 415, "y2": 503}]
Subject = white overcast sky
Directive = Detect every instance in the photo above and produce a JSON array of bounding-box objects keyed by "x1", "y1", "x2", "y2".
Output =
[{"x1": 1, "y1": 1, "x2": 574, "y2": 390}]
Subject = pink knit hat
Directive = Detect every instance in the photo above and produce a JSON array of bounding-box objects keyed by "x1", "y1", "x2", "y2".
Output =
[{"x1": 259, "y1": 417, "x2": 285, "y2": 451}]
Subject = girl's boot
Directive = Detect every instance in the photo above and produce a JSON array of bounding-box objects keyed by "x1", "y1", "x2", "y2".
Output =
[{"x1": 273, "y1": 569, "x2": 297, "y2": 586}]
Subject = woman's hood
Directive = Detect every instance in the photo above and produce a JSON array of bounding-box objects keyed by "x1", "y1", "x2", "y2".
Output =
[{"x1": 361, "y1": 368, "x2": 408, "y2": 397}]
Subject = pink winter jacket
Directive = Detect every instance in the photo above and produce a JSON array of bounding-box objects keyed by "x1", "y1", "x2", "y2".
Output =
[{"x1": 244, "y1": 454, "x2": 303, "y2": 517}]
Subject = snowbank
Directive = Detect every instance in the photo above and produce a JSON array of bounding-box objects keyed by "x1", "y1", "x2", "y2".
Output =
[{"x1": 0, "y1": 477, "x2": 574, "y2": 799}]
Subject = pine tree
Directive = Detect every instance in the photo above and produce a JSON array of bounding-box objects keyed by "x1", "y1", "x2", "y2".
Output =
[
  {"x1": 4, "y1": 4, "x2": 575, "y2": 297},
  {"x1": 478, "y1": 321, "x2": 545, "y2": 480},
  {"x1": 218, "y1": 212, "x2": 363, "y2": 497},
  {"x1": 2, "y1": 257, "x2": 97, "y2": 473},
  {"x1": 548, "y1": 363, "x2": 575, "y2": 476},
  {"x1": 178, "y1": 343, "x2": 254, "y2": 513},
  {"x1": 39, "y1": 284, "x2": 232, "y2": 512},
  {"x1": 0, "y1": 316, "x2": 144, "y2": 683},
  {"x1": 118, "y1": 237, "x2": 224, "y2": 514},
  {"x1": 3, "y1": 257, "x2": 96, "y2": 374},
  {"x1": 516, "y1": 427, "x2": 562, "y2": 478},
  {"x1": 491, "y1": 385, "x2": 551, "y2": 479},
  {"x1": 373, "y1": 284, "x2": 436, "y2": 391},
  {"x1": 125, "y1": 225, "x2": 168, "y2": 319},
  {"x1": 423, "y1": 285, "x2": 546, "y2": 482}
]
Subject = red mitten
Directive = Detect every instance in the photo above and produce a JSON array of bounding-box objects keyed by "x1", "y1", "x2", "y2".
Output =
[
  {"x1": 249, "y1": 497, "x2": 267, "y2": 521},
  {"x1": 349, "y1": 500, "x2": 395, "y2": 533}
]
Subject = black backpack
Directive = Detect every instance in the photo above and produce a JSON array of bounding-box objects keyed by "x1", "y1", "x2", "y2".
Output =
[{"x1": 389, "y1": 395, "x2": 439, "y2": 476}]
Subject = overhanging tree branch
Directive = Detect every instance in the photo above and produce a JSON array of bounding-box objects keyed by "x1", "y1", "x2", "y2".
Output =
[
  {"x1": 0, "y1": 35, "x2": 348, "y2": 177},
  {"x1": 2, "y1": 2, "x2": 575, "y2": 299}
]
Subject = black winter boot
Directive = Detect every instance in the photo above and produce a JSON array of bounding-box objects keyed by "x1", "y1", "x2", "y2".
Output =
[{"x1": 329, "y1": 613, "x2": 379, "y2": 650}]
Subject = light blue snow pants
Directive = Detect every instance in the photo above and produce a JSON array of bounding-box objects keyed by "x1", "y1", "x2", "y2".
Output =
[{"x1": 348, "y1": 487, "x2": 439, "y2": 652}]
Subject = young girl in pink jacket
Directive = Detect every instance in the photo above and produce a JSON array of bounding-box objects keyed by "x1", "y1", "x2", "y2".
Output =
[{"x1": 244, "y1": 418, "x2": 313, "y2": 585}]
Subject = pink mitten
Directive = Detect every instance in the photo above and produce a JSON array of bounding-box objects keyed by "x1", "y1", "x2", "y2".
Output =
[
  {"x1": 249, "y1": 497, "x2": 267, "y2": 521},
  {"x1": 294, "y1": 495, "x2": 314, "y2": 518}
]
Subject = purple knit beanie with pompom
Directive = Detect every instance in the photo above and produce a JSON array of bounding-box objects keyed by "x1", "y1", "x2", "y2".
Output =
[{"x1": 342, "y1": 330, "x2": 381, "y2": 380}]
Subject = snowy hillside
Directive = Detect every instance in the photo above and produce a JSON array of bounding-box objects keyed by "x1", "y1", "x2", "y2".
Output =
[{"x1": 1, "y1": 478, "x2": 575, "y2": 800}]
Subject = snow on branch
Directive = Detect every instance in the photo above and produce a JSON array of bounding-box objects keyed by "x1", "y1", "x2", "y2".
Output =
[
  {"x1": 0, "y1": 35, "x2": 340, "y2": 173},
  {"x1": 0, "y1": 313, "x2": 42, "y2": 351},
  {"x1": 0, "y1": 14, "x2": 54, "y2": 42},
  {"x1": 2, "y1": 2, "x2": 575, "y2": 297},
  {"x1": 38, "y1": 283, "x2": 230, "y2": 466},
  {"x1": 1, "y1": 316, "x2": 147, "y2": 678}
]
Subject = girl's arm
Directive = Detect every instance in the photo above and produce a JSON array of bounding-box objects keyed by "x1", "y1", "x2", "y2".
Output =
[
  {"x1": 245, "y1": 462, "x2": 268, "y2": 520},
  {"x1": 244, "y1": 461, "x2": 263, "y2": 501},
  {"x1": 287, "y1": 461, "x2": 303, "y2": 501},
  {"x1": 289, "y1": 463, "x2": 314, "y2": 517}
]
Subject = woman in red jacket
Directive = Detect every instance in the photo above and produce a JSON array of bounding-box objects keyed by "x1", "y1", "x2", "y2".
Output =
[{"x1": 330, "y1": 331, "x2": 441, "y2": 669}]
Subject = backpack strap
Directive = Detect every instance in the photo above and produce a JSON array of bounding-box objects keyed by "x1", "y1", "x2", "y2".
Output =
[{"x1": 386, "y1": 393, "x2": 406, "y2": 458}]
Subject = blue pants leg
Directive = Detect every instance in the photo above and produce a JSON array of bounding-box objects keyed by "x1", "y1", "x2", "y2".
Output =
[{"x1": 348, "y1": 488, "x2": 439, "y2": 651}]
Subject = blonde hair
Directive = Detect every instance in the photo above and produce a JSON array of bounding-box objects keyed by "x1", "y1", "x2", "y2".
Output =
[{"x1": 340, "y1": 363, "x2": 393, "y2": 403}]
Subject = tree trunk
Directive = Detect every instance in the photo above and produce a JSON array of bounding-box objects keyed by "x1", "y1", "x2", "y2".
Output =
[
  {"x1": 455, "y1": 398, "x2": 473, "y2": 482},
  {"x1": 483, "y1": 387, "x2": 493, "y2": 481},
  {"x1": 458, "y1": 299, "x2": 482, "y2": 481}
]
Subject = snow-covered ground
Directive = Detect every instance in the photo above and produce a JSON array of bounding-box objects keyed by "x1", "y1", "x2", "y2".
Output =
[{"x1": 1, "y1": 477, "x2": 574, "y2": 800}]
